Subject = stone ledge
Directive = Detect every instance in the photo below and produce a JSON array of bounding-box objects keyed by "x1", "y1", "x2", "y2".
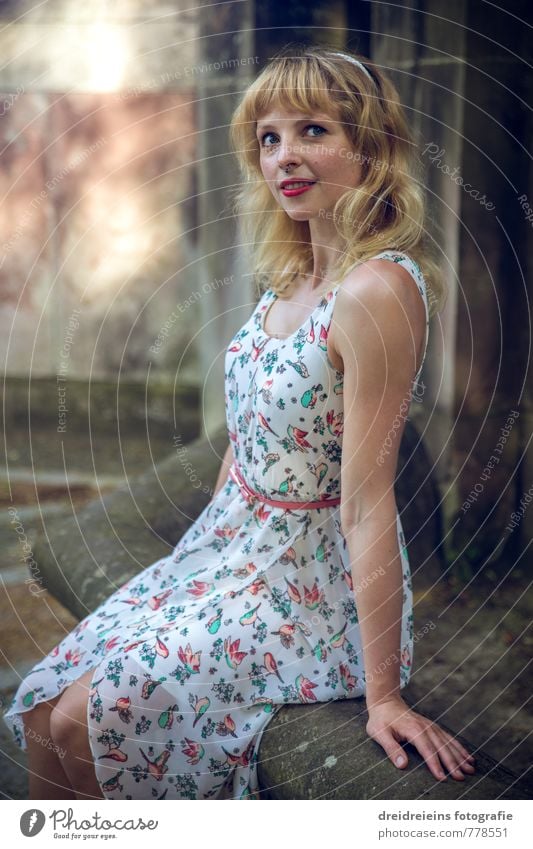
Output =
[
  {"x1": 4, "y1": 376, "x2": 200, "y2": 437},
  {"x1": 256, "y1": 693, "x2": 533, "y2": 800},
  {"x1": 31, "y1": 426, "x2": 229, "y2": 620}
]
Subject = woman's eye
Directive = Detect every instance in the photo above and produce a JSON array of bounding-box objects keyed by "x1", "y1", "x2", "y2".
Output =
[
  {"x1": 260, "y1": 131, "x2": 277, "y2": 146},
  {"x1": 306, "y1": 124, "x2": 326, "y2": 138},
  {"x1": 259, "y1": 124, "x2": 326, "y2": 147}
]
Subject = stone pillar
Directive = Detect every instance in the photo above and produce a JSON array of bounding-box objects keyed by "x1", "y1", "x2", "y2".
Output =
[
  {"x1": 521, "y1": 38, "x2": 533, "y2": 553},
  {"x1": 196, "y1": 0, "x2": 257, "y2": 439},
  {"x1": 371, "y1": 0, "x2": 531, "y2": 577},
  {"x1": 450, "y1": 1, "x2": 531, "y2": 573}
]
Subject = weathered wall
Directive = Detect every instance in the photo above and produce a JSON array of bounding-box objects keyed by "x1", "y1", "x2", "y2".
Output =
[{"x1": 0, "y1": 1, "x2": 204, "y2": 383}]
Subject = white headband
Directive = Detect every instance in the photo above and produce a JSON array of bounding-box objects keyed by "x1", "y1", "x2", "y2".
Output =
[{"x1": 326, "y1": 51, "x2": 374, "y2": 83}]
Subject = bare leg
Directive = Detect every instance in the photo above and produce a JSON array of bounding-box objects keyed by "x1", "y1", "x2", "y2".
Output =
[
  {"x1": 49, "y1": 668, "x2": 105, "y2": 799},
  {"x1": 23, "y1": 696, "x2": 76, "y2": 799}
]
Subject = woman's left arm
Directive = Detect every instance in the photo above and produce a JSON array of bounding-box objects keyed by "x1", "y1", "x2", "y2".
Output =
[{"x1": 334, "y1": 260, "x2": 476, "y2": 782}]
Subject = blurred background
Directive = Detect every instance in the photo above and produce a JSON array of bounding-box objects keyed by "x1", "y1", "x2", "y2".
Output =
[{"x1": 0, "y1": 0, "x2": 531, "y2": 798}]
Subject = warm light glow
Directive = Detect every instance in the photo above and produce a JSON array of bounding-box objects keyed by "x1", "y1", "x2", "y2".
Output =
[
  {"x1": 84, "y1": 24, "x2": 129, "y2": 92},
  {"x1": 79, "y1": 188, "x2": 156, "y2": 303}
]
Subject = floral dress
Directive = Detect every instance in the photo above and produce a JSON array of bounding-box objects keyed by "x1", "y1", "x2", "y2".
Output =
[{"x1": 3, "y1": 250, "x2": 430, "y2": 800}]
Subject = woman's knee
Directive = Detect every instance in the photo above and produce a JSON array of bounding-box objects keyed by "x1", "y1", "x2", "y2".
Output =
[
  {"x1": 23, "y1": 695, "x2": 61, "y2": 736},
  {"x1": 49, "y1": 674, "x2": 93, "y2": 749}
]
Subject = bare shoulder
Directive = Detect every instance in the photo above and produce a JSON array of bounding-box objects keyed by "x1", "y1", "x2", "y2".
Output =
[{"x1": 330, "y1": 257, "x2": 427, "y2": 380}]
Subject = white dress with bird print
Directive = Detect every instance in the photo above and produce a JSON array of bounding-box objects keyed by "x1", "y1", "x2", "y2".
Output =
[{"x1": 3, "y1": 250, "x2": 429, "y2": 799}]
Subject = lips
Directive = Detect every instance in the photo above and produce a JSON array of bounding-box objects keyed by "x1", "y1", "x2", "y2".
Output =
[{"x1": 279, "y1": 178, "x2": 316, "y2": 189}]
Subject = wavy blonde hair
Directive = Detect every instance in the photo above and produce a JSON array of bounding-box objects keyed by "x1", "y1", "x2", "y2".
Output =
[{"x1": 229, "y1": 44, "x2": 446, "y2": 317}]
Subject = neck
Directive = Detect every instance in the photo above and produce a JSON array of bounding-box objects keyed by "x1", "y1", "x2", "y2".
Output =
[{"x1": 306, "y1": 218, "x2": 347, "y2": 290}]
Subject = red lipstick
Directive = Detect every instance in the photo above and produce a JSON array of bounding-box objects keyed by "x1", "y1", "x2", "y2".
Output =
[{"x1": 280, "y1": 179, "x2": 317, "y2": 197}]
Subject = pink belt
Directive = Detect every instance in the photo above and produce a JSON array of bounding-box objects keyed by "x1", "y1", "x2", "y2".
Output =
[{"x1": 228, "y1": 462, "x2": 341, "y2": 510}]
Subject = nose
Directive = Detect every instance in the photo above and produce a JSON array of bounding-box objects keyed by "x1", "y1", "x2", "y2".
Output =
[{"x1": 276, "y1": 135, "x2": 302, "y2": 172}]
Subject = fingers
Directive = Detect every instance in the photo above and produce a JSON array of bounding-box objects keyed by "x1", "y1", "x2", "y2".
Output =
[
  {"x1": 378, "y1": 733, "x2": 409, "y2": 770},
  {"x1": 368, "y1": 710, "x2": 477, "y2": 784},
  {"x1": 414, "y1": 738, "x2": 449, "y2": 781},
  {"x1": 400, "y1": 724, "x2": 476, "y2": 782},
  {"x1": 426, "y1": 728, "x2": 476, "y2": 780}
]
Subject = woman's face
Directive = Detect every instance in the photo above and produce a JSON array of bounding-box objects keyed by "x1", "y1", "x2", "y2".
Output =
[{"x1": 256, "y1": 105, "x2": 364, "y2": 221}]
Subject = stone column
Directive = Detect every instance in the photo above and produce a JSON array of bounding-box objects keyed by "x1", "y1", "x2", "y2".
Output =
[
  {"x1": 196, "y1": 0, "x2": 256, "y2": 439},
  {"x1": 372, "y1": 0, "x2": 531, "y2": 576}
]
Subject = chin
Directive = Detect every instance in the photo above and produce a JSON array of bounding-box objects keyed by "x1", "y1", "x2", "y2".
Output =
[{"x1": 282, "y1": 207, "x2": 315, "y2": 221}]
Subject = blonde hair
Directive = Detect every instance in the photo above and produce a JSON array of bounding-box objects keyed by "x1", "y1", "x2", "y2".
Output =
[{"x1": 229, "y1": 44, "x2": 446, "y2": 317}]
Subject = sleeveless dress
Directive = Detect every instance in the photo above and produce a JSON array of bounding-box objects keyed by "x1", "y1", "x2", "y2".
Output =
[{"x1": 2, "y1": 250, "x2": 430, "y2": 800}]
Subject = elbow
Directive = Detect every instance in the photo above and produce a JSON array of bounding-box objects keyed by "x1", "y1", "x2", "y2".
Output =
[
  {"x1": 340, "y1": 491, "x2": 397, "y2": 535},
  {"x1": 340, "y1": 501, "x2": 364, "y2": 532}
]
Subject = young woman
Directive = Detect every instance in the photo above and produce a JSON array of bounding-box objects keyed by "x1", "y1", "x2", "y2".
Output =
[{"x1": 3, "y1": 45, "x2": 475, "y2": 800}]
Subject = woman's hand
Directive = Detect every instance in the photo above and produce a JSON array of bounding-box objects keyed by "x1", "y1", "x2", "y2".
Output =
[{"x1": 366, "y1": 696, "x2": 476, "y2": 781}]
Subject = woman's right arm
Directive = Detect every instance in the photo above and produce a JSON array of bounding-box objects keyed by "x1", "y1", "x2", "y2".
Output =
[{"x1": 212, "y1": 442, "x2": 234, "y2": 497}]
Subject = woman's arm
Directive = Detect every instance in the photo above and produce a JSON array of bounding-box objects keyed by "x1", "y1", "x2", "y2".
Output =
[
  {"x1": 342, "y1": 500, "x2": 404, "y2": 708},
  {"x1": 336, "y1": 261, "x2": 421, "y2": 710},
  {"x1": 334, "y1": 260, "x2": 475, "y2": 782},
  {"x1": 212, "y1": 441, "x2": 235, "y2": 497}
]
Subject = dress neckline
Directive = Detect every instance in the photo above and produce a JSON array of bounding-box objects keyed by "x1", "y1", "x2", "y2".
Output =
[
  {"x1": 259, "y1": 250, "x2": 426, "y2": 344},
  {"x1": 260, "y1": 286, "x2": 340, "y2": 342}
]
